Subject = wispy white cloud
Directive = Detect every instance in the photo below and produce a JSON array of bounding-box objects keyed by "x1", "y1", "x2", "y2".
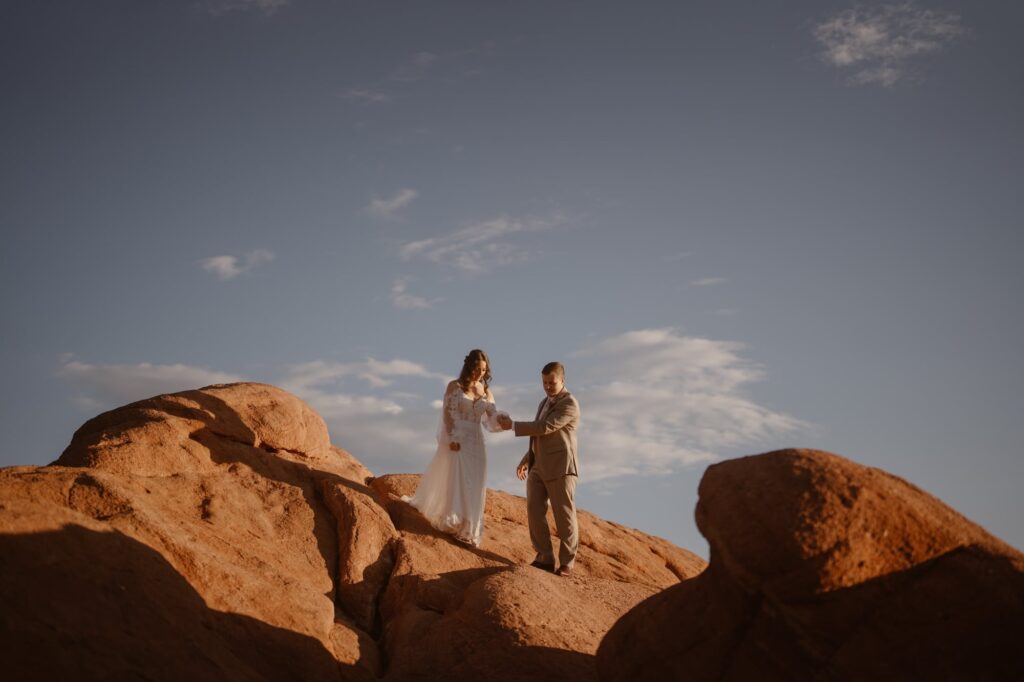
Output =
[
  {"x1": 281, "y1": 358, "x2": 447, "y2": 395},
  {"x1": 570, "y1": 328, "x2": 807, "y2": 481},
  {"x1": 691, "y1": 277, "x2": 727, "y2": 287},
  {"x1": 392, "y1": 45, "x2": 499, "y2": 83},
  {"x1": 278, "y1": 357, "x2": 458, "y2": 470},
  {"x1": 342, "y1": 89, "x2": 392, "y2": 104},
  {"x1": 390, "y1": 277, "x2": 439, "y2": 310},
  {"x1": 58, "y1": 358, "x2": 244, "y2": 410},
  {"x1": 200, "y1": 249, "x2": 275, "y2": 280},
  {"x1": 341, "y1": 44, "x2": 495, "y2": 117},
  {"x1": 813, "y1": 2, "x2": 965, "y2": 87},
  {"x1": 367, "y1": 188, "x2": 418, "y2": 220},
  {"x1": 399, "y1": 213, "x2": 569, "y2": 274},
  {"x1": 55, "y1": 353, "x2": 453, "y2": 471},
  {"x1": 56, "y1": 330, "x2": 804, "y2": 489},
  {"x1": 201, "y1": 0, "x2": 289, "y2": 17}
]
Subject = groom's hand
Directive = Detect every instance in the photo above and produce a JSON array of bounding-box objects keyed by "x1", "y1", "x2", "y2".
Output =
[
  {"x1": 498, "y1": 415, "x2": 512, "y2": 430},
  {"x1": 516, "y1": 462, "x2": 528, "y2": 480}
]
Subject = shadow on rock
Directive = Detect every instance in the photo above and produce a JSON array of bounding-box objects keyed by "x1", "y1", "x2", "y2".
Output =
[
  {"x1": 435, "y1": 645, "x2": 598, "y2": 682},
  {"x1": 185, "y1": 391, "x2": 344, "y2": 592},
  {"x1": 0, "y1": 524, "x2": 366, "y2": 681}
]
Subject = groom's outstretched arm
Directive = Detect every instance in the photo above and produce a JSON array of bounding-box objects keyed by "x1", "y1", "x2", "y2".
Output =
[{"x1": 512, "y1": 398, "x2": 579, "y2": 438}]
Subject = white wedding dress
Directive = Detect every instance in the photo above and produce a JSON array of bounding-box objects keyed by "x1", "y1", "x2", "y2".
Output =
[{"x1": 403, "y1": 381, "x2": 507, "y2": 547}]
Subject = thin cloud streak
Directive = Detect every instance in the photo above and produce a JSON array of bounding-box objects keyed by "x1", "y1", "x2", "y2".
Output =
[
  {"x1": 343, "y1": 89, "x2": 391, "y2": 104},
  {"x1": 390, "y1": 277, "x2": 438, "y2": 310},
  {"x1": 813, "y1": 2, "x2": 965, "y2": 87},
  {"x1": 691, "y1": 277, "x2": 727, "y2": 287},
  {"x1": 57, "y1": 358, "x2": 243, "y2": 409},
  {"x1": 399, "y1": 213, "x2": 569, "y2": 274},
  {"x1": 280, "y1": 358, "x2": 447, "y2": 395},
  {"x1": 390, "y1": 47, "x2": 494, "y2": 83},
  {"x1": 202, "y1": 0, "x2": 289, "y2": 17},
  {"x1": 367, "y1": 188, "x2": 418, "y2": 220},
  {"x1": 200, "y1": 249, "x2": 275, "y2": 280}
]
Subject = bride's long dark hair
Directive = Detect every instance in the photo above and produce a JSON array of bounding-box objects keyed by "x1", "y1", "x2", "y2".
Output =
[{"x1": 458, "y1": 349, "x2": 492, "y2": 392}]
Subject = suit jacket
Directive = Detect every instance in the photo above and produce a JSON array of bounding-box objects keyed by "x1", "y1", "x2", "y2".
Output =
[{"x1": 515, "y1": 390, "x2": 580, "y2": 482}]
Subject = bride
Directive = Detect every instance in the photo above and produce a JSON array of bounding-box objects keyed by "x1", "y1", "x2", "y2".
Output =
[{"x1": 403, "y1": 349, "x2": 508, "y2": 547}]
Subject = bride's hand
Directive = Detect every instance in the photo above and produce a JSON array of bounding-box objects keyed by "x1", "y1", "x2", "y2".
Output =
[{"x1": 449, "y1": 442, "x2": 461, "y2": 452}]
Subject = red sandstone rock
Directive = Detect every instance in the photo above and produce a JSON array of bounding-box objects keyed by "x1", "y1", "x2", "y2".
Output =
[
  {"x1": 369, "y1": 474, "x2": 704, "y2": 680},
  {"x1": 0, "y1": 383, "x2": 704, "y2": 681},
  {"x1": 597, "y1": 448, "x2": 1024, "y2": 681},
  {"x1": 3, "y1": 383, "x2": 378, "y2": 680},
  {"x1": 320, "y1": 478, "x2": 399, "y2": 635}
]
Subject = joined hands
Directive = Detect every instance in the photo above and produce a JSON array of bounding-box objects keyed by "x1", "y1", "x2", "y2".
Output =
[{"x1": 497, "y1": 415, "x2": 513, "y2": 431}]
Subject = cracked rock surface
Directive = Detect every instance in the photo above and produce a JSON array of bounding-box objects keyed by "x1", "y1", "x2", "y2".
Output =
[{"x1": 0, "y1": 382, "x2": 704, "y2": 681}]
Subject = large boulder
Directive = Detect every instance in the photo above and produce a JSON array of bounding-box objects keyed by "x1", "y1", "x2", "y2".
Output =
[
  {"x1": 597, "y1": 448, "x2": 1024, "y2": 681},
  {"x1": 0, "y1": 382, "x2": 705, "y2": 681},
  {"x1": 370, "y1": 474, "x2": 705, "y2": 680},
  {"x1": 3, "y1": 383, "x2": 377, "y2": 680}
]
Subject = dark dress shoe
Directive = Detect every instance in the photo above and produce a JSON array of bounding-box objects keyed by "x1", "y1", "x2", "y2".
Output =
[{"x1": 530, "y1": 560, "x2": 555, "y2": 572}]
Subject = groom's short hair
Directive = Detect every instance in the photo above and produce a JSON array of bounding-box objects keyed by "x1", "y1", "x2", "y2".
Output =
[{"x1": 541, "y1": 361, "x2": 564, "y2": 378}]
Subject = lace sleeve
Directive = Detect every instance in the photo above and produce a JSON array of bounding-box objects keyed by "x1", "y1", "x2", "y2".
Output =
[
  {"x1": 437, "y1": 381, "x2": 460, "y2": 445},
  {"x1": 482, "y1": 396, "x2": 509, "y2": 433}
]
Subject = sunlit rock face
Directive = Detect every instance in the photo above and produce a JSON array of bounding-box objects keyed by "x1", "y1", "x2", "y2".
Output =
[
  {"x1": 0, "y1": 382, "x2": 705, "y2": 682},
  {"x1": 597, "y1": 448, "x2": 1024, "y2": 682}
]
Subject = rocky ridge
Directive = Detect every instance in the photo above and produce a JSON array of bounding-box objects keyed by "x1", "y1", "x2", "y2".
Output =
[
  {"x1": 4, "y1": 385, "x2": 1021, "y2": 680},
  {"x1": 0, "y1": 382, "x2": 704, "y2": 681}
]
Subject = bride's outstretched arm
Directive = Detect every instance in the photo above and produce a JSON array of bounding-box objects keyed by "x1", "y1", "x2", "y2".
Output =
[{"x1": 482, "y1": 391, "x2": 510, "y2": 432}]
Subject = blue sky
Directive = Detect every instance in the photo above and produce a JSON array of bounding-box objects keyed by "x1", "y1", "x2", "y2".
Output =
[{"x1": 2, "y1": 0, "x2": 1021, "y2": 556}]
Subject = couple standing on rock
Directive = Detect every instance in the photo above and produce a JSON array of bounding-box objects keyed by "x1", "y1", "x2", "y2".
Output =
[{"x1": 403, "y1": 350, "x2": 581, "y2": 577}]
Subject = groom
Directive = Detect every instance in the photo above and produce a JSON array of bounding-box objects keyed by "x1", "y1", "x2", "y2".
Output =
[{"x1": 499, "y1": 362, "x2": 581, "y2": 577}]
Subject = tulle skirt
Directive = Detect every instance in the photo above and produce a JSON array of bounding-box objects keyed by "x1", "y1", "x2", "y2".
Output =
[{"x1": 403, "y1": 419, "x2": 487, "y2": 546}]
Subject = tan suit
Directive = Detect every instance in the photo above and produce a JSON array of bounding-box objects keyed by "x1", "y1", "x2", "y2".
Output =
[{"x1": 515, "y1": 390, "x2": 580, "y2": 569}]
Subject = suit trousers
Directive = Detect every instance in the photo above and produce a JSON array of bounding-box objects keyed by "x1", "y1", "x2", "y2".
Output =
[{"x1": 526, "y1": 467, "x2": 578, "y2": 569}]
